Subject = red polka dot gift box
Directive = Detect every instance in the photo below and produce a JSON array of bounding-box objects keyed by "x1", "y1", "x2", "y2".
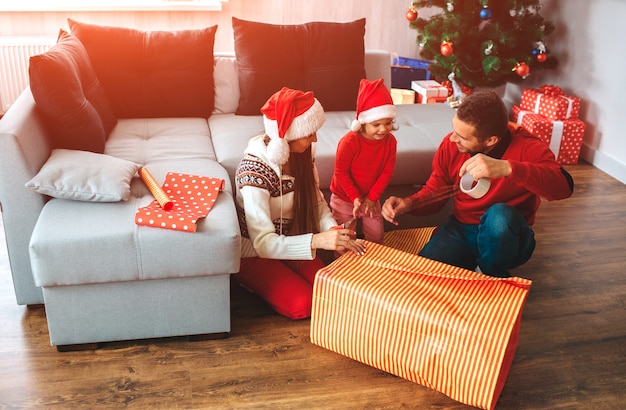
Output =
[
  {"x1": 512, "y1": 105, "x2": 586, "y2": 165},
  {"x1": 135, "y1": 171, "x2": 224, "y2": 232},
  {"x1": 519, "y1": 84, "x2": 581, "y2": 121}
]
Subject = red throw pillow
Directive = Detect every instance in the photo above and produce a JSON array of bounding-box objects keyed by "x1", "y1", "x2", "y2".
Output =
[
  {"x1": 68, "y1": 19, "x2": 217, "y2": 119},
  {"x1": 29, "y1": 30, "x2": 117, "y2": 153},
  {"x1": 232, "y1": 17, "x2": 366, "y2": 115}
]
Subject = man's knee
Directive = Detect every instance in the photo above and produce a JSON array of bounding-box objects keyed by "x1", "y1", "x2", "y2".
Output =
[{"x1": 480, "y1": 203, "x2": 522, "y2": 236}]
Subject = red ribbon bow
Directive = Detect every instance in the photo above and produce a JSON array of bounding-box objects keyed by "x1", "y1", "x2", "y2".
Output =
[{"x1": 539, "y1": 84, "x2": 563, "y2": 96}]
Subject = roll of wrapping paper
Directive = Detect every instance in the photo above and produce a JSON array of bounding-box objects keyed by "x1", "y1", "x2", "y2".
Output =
[{"x1": 138, "y1": 167, "x2": 173, "y2": 211}]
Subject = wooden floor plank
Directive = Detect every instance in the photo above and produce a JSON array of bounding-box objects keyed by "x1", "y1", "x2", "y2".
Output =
[{"x1": 1, "y1": 162, "x2": 625, "y2": 409}]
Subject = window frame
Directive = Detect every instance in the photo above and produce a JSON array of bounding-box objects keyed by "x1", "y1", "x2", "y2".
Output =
[{"x1": 0, "y1": 0, "x2": 225, "y2": 12}]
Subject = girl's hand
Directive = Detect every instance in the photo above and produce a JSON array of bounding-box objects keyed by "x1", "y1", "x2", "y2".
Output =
[
  {"x1": 363, "y1": 198, "x2": 379, "y2": 218},
  {"x1": 352, "y1": 197, "x2": 364, "y2": 218}
]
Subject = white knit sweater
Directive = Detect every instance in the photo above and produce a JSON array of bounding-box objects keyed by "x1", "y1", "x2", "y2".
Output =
[{"x1": 235, "y1": 135, "x2": 337, "y2": 259}]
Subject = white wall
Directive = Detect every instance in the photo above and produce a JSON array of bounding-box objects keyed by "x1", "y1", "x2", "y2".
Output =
[
  {"x1": 506, "y1": 0, "x2": 626, "y2": 184},
  {"x1": 0, "y1": 0, "x2": 421, "y2": 56},
  {"x1": 0, "y1": 0, "x2": 624, "y2": 183}
]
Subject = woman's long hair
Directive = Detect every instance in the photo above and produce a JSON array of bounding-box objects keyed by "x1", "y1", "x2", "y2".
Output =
[{"x1": 287, "y1": 145, "x2": 321, "y2": 235}]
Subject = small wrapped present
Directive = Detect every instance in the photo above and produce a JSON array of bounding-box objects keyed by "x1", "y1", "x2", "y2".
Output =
[
  {"x1": 411, "y1": 80, "x2": 449, "y2": 104},
  {"x1": 391, "y1": 55, "x2": 432, "y2": 89},
  {"x1": 512, "y1": 105, "x2": 586, "y2": 165},
  {"x1": 390, "y1": 88, "x2": 416, "y2": 105},
  {"x1": 519, "y1": 84, "x2": 581, "y2": 120},
  {"x1": 416, "y1": 94, "x2": 447, "y2": 104},
  {"x1": 311, "y1": 240, "x2": 532, "y2": 410}
]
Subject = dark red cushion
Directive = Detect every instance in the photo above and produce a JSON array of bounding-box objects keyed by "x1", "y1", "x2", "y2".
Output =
[
  {"x1": 232, "y1": 18, "x2": 366, "y2": 115},
  {"x1": 68, "y1": 19, "x2": 217, "y2": 119},
  {"x1": 28, "y1": 30, "x2": 117, "y2": 153}
]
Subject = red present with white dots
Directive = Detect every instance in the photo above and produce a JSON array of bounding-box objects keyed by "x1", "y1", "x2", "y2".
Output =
[
  {"x1": 519, "y1": 84, "x2": 581, "y2": 121},
  {"x1": 512, "y1": 105, "x2": 586, "y2": 165}
]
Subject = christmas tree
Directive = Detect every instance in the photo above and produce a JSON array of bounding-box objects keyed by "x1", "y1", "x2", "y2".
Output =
[{"x1": 406, "y1": 0, "x2": 558, "y2": 90}]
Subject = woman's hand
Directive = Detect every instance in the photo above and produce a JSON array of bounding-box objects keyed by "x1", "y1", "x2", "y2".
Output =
[{"x1": 311, "y1": 229, "x2": 366, "y2": 255}]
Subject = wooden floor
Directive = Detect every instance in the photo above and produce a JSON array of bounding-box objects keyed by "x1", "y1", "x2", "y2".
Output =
[{"x1": 0, "y1": 162, "x2": 625, "y2": 409}]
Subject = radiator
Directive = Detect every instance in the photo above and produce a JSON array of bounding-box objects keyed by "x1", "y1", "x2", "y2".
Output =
[{"x1": 0, "y1": 36, "x2": 56, "y2": 114}]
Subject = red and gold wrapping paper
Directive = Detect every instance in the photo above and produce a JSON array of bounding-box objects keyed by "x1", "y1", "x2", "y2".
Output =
[
  {"x1": 519, "y1": 84, "x2": 580, "y2": 121},
  {"x1": 135, "y1": 172, "x2": 224, "y2": 232},
  {"x1": 512, "y1": 105, "x2": 586, "y2": 165},
  {"x1": 311, "y1": 241, "x2": 531, "y2": 410},
  {"x1": 138, "y1": 167, "x2": 173, "y2": 210}
]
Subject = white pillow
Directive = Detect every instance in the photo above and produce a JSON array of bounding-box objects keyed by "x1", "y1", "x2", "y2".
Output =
[
  {"x1": 25, "y1": 149, "x2": 140, "y2": 202},
  {"x1": 212, "y1": 54, "x2": 240, "y2": 115}
]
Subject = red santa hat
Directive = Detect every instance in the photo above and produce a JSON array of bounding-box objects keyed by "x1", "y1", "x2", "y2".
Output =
[
  {"x1": 261, "y1": 87, "x2": 325, "y2": 166},
  {"x1": 350, "y1": 78, "x2": 397, "y2": 132}
]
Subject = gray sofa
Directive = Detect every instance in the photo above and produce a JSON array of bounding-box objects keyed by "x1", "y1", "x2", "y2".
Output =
[{"x1": 0, "y1": 22, "x2": 455, "y2": 349}]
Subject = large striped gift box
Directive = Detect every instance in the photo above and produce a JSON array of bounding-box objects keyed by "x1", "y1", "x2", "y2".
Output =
[
  {"x1": 311, "y1": 241, "x2": 531, "y2": 410},
  {"x1": 383, "y1": 226, "x2": 437, "y2": 255}
]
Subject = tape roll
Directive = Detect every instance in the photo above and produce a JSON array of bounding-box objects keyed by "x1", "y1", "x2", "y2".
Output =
[{"x1": 460, "y1": 172, "x2": 491, "y2": 199}]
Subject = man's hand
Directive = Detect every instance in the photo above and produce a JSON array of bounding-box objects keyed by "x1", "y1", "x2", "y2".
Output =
[
  {"x1": 459, "y1": 153, "x2": 512, "y2": 180},
  {"x1": 381, "y1": 196, "x2": 411, "y2": 226}
]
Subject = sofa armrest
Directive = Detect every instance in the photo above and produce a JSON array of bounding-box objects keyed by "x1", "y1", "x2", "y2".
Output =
[
  {"x1": 364, "y1": 50, "x2": 392, "y2": 89},
  {"x1": 0, "y1": 88, "x2": 52, "y2": 305}
]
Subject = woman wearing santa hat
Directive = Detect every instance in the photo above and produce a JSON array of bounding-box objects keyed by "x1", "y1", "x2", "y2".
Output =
[
  {"x1": 234, "y1": 87, "x2": 366, "y2": 320},
  {"x1": 330, "y1": 78, "x2": 397, "y2": 244}
]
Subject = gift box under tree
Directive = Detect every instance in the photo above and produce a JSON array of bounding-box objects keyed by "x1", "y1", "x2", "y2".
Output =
[
  {"x1": 519, "y1": 84, "x2": 581, "y2": 121},
  {"x1": 411, "y1": 80, "x2": 449, "y2": 104},
  {"x1": 391, "y1": 55, "x2": 432, "y2": 89},
  {"x1": 512, "y1": 105, "x2": 586, "y2": 165}
]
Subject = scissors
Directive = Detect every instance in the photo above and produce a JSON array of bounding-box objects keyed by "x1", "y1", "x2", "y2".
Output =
[{"x1": 333, "y1": 217, "x2": 356, "y2": 230}]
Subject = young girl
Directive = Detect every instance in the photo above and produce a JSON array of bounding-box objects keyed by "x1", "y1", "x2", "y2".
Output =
[
  {"x1": 235, "y1": 87, "x2": 365, "y2": 320},
  {"x1": 329, "y1": 78, "x2": 397, "y2": 244}
]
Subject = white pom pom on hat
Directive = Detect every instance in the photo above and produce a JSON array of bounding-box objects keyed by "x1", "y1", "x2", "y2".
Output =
[
  {"x1": 261, "y1": 87, "x2": 325, "y2": 166},
  {"x1": 351, "y1": 78, "x2": 397, "y2": 132}
]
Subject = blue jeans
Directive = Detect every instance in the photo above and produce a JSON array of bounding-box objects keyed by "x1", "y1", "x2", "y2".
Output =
[{"x1": 419, "y1": 203, "x2": 536, "y2": 277}]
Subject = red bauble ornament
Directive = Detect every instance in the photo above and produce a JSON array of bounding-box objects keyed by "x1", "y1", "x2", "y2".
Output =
[
  {"x1": 440, "y1": 41, "x2": 454, "y2": 56},
  {"x1": 406, "y1": 7, "x2": 418, "y2": 22},
  {"x1": 514, "y1": 62, "x2": 530, "y2": 77},
  {"x1": 537, "y1": 53, "x2": 547, "y2": 63}
]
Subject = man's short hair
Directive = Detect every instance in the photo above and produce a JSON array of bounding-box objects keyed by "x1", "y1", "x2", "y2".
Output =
[{"x1": 456, "y1": 90, "x2": 509, "y2": 141}]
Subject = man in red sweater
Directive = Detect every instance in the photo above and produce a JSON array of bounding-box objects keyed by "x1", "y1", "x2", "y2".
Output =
[{"x1": 382, "y1": 90, "x2": 574, "y2": 277}]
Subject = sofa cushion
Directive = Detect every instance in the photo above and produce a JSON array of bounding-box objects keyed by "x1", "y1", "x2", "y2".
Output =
[
  {"x1": 232, "y1": 17, "x2": 366, "y2": 115},
  {"x1": 68, "y1": 19, "x2": 217, "y2": 119},
  {"x1": 28, "y1": 30, "x2": 117, "y2": 153},
  {"x1": 25, "y1": 149, "x2": 139, "y2": 202},
  {"x1": 213, "y1": 53, "x2": 240, "y2": 115},
  {"x1": 29, "y1": 118, "x2": 240, "y2": 288},
  {"x1": 210, "y1": 104, "x2": 457, "y2": 192}
]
